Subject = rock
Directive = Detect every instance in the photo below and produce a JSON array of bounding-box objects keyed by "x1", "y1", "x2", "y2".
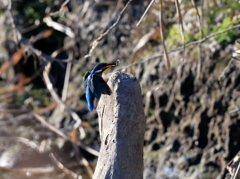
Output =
[{"x1": 93, "y1": 71, "x2": 146, "y2": 179}]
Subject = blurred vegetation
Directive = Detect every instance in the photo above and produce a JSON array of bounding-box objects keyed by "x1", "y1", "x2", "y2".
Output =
[
  {"x1": 1, "y1": 0, "x2": 240, "y2": 178},
  {"x1": 166, "y1": 0, "x2": 240, "y2": 48},
  {"x1": 10, "y1": 89, "x2": 51, "y2": 107}
]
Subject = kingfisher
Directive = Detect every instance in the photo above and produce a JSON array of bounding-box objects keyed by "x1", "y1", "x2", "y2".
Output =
[{"x1": 83, "y1": 60, "x2": 119, "y2": 111}]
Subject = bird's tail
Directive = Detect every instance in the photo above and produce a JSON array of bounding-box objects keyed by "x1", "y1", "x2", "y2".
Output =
[{"x1": 86, "y1": 87, "x2": 94, "y2": 111}]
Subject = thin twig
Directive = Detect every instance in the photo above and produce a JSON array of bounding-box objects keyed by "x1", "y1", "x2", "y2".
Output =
[
  {"x1": 136, "y1": 0, "x2": 155, "y2": 26},
  {"x1": 15, "y1": 23, "x2": 239, "y2": 70},
  {"x1": 49, "y1": 0, "x2": 70, "y2": 16},
  {"x1": 42, "y1": 63, "x2": 85, "y2": 139},
  {"x1": 33, "y1": 112, "x2": 99, "y2": 156},
  {"x1": 191, "y1": 0, "x2": 203, "y2": 36},
  {"x1": 39, "y1": 140, "x2": 47, "y2": 153},
  {"x1": 116, "y1": 0, "x2": 123, "y2": 13},
  {"x1": 72, "y1": 142, "x2": 94, "y2": 178},
  {"x1": 229, "y1": 106, "x2": 240, "y2": 114},
  {"x1": 7, "y1": 0, "x2": 21, "y2": 44},
  {"x1": 226, "y1": 153, "x2": 240, "y2": 179},
  {"x1": 0, "y1": 108, "x2": 32, "y2": 114},
  {"x1": 0, "y1": 136, "x2": 41, "y2": 152},
  {"x1": 218, "y1": 58, "x2": 233, "y2": 82},
  {"x1": 21, "y1": 20, "x2": 42, "y2": 34},
  {"x1": 174, "y1": 0, "x2": 185, "y2": 62},
  {"x1": 232, "y1": 162, "x2": 240, "y2": 179},
  {"x1": 33, "y1": 113, "x2": 69, "y2": 140},
  {"x1": 10, "y1": 20, "x2": 239, "y2": 73},
  {"x1": 50, "y1": 153, "x2": 82, "y2": 179},
  {"x1": 26, "y1": 45, "x2": 64, "y2": 67},
  {"x1": 81, "y1": 157, "x2": 94, "y2": 177},
  {"x1": 20, "y1": 34, "x2": 75, "y2": 67},
  {"x1": 117, "y1": 23, "x2": 240, "y2": 70},
  {"x1": 75, "y1": 141, "x2": 99, "y2": 157},
  {"x1": 0, "y1": 166, "x2": 55, "y2": 173},
  {"x1": 62, "y1": 52, "x2": 73, "y2": 102},
  {"x1": 159, "y1": 0, "x2": 171, "y2": 72},
  {"x1": 36, "y1": 102, "x2": 57, "y2": 114},
  {"x1": 17, "y1": 137, "x2": 41, "y2": 152},
  {"x1": 84, "y1": 0, "x2": 132, "y2": 58},
  {"x1": 43, "y1": 16, "x2": 75, "y2": 38},
  {"x1": 191, "y1": 0, "x2": 204, "y2": 79}
]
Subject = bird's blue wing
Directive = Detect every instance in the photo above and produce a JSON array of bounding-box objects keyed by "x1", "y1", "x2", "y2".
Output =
[
  {"x1": 86, "y1": 86, "x2": 95, "y2": 111},
  {"x1": 83, "y1": 71, "x2": 90, "y2": 90},
  {"x1": 84, "y1": 72, "x2": 95, "y2": 111},
  {"x1": 90, "y1": 75, "x2": 112, "y2": 99}
]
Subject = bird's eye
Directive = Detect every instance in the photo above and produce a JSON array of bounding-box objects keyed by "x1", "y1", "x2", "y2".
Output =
[{"x1": 94, "y1": 69, "x2": 102, "y2": 73}]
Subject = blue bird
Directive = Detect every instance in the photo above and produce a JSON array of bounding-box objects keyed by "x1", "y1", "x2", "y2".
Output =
[{"x1": 83, "y1": 62, "x2": 119, "y2": 111}]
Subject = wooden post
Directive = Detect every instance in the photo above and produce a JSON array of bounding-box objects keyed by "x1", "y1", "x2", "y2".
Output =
[{"x1": 93, "y1": 71, "x2": 146, "y2": 179}]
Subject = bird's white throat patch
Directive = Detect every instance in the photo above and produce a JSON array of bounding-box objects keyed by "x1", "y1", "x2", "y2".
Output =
[{"x1": 94, "y1": 69, "x2": 103, "y2": 73}]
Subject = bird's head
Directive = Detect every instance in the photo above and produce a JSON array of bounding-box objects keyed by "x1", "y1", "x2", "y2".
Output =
[{"x1": 91, "y1": 62, "x2": 118, "y2": 76}]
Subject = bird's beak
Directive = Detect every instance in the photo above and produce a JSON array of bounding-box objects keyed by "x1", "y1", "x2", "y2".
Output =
[
  {"x1": 105, "y1": 60, "x2": 120, "y2": 68},
  {"x1": 105, "y1": 64, "x2": 116, "y2": 68}
]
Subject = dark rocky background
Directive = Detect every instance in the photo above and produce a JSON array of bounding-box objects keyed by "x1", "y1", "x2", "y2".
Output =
[{"x1": 0, "y1": 0, "x2": 240, "y2": 178}]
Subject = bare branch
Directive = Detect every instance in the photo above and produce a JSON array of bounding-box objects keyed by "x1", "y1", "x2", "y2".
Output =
[
  {"x1": 0, "y1": 108, "x2": 31, "y2": 114},
  {"x1": 17, "y1": 137, "x2": 41, "y2": 152},
  {"x1": 191, "y1": 0, "x2": 204, "y2": 79},
  {"x1": 84, "y1": 0, "x2": 132, "y2": 58},
  {"x1": 50, "y1": 153, "x2": 83, "y2": 179},
  {"x1": 7, "y1": 0, "x2": 21, "y2": 43},
  {"x1": 226, "y1": 152, "x2": 240, "y2": 179},
  {"x1": 39, "y1": 140, "x2": 47, "y2": 153},
  {"x1": 1, "y1": 137, "x2": 41, "y2": 152},
  {"x1": 72, "y1": 141, "x2": 94, "y2": 178},
  {"x1": 16, "y1": 22, "x2": 239, "y2": 71},
  {"x1": 81, "y1": 157, "x2": 94, "y2": 177},
  {"x1": 49, "y1": 0, "x2": 70, "y2": 16},
  {"x1": 118, "y1": 23, "x2": 240, "y2": 70},
  {"x1": 229, "y1": 106, "x2": 240, "y2": 114},
  {"x1": 174, "y1": 0, "x2": 185, "y2": 62},
  {"x1": 25, "y1": 45, "x2": 64, "y2": 67},
  {"x1": 62, "y1": 52, "x2": 73, "y2": 102},
  {"x1": 33, "y1": 113, "x2": 69, "y2": 140},
  {"x1": 136, "y1": 0, "x2": 155, "y2": 26},
  {"x1": 0, "y1": 166, "x2": 55, "y2": 174},
  {"x1": 159, "y1": 0, "x2": 171, "y2": 72},
  {"x1": 218, "y1": 58, "x2": 233, "y2": 82},
  {"x1": 130, "y1": 29, "x2": 157, "y2": 63},
  {"x1": 42, "y1": 63, "x2": 85, "y2": 139},
  {"x1": 43, "y1": 16, "x2": 75, "y2": 38},
  {"x1": 33, "y1": 113, "x2": 99, "y2": 157}
]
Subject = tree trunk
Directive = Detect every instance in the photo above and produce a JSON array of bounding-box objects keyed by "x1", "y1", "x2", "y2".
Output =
[{"x1": 93, "y1": 71, "x2": 145, "y2": 179}]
